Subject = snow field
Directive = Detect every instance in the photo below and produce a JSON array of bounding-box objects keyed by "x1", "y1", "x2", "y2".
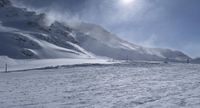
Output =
[{"x1": 0, "y1": 63, "x2": 200, "y2": 108}]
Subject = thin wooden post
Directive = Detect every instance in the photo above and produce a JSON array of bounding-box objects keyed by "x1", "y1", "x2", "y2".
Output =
[{"x1": 5, "y1": 63, "x2": 7, "y2": 73}]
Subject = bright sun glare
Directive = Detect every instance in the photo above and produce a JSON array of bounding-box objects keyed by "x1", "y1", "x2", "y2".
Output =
[{"x1": 120, "y1": 0, "x2": 135, "y2": 5}]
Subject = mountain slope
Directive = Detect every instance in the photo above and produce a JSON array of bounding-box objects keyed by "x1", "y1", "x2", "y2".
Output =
[
  {"x1": 69, "y1": 22, "x2": 190, "y2": 61},
  {"x1": 0, "y1": 0, "x2": 93, "y2": 59},
  {"x1": 0, "y1": 0, "x2": 190, "y2": 61}
]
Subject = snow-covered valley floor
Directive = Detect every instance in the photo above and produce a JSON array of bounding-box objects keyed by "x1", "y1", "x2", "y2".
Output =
[{"x1": 0, "y1": 63, "x2": 200, "y2": 108}]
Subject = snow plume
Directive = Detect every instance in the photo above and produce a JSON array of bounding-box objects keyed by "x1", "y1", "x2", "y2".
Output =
[
  {"x1": 44, "y1": 9, "x2": 81, "y2": 26},
  {"x1": 10, "y1": 0, "x2": 82, "y2": 26}
]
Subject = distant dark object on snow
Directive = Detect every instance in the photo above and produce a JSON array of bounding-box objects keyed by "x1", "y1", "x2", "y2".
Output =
[{"x1": 191, "y1": 58, "x2": 200, "y2": 64}]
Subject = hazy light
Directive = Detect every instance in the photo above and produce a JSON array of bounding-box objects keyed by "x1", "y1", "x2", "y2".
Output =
[{"x1": 120, "y1": 0, "x2": 135, "y2": 6}]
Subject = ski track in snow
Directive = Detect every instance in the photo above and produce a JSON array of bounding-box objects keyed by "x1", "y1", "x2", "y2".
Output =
[{"x1": 0, "y1": 63, "x2": 200, "y2": 108}]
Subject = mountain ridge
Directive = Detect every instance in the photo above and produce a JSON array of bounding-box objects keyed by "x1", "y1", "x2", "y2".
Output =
[
  {"x1": 0, "y1": 0, "x2": 190, "y2": 62},
  {"x1": 68, "y1": 22, "x2": 190, "y2": 61}
]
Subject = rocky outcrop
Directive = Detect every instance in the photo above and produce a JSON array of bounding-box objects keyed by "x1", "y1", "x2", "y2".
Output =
[{"x1": 0, "y1": 0, "x2": 11, "y2": 7}]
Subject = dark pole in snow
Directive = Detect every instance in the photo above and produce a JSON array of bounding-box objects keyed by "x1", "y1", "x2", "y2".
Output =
[{"x1": 5, "y1": 63, "x2": 7, "y2": 73}]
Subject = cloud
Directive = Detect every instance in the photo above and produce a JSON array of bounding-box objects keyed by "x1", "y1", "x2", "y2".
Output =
[
  {"x1": 11, "y1": 0, "x2": 161, "y2": 26},
  {"x1": 11, "y1": 0, "x2": 82, "y2": 26},
  {"x1": 44, "y1": 8, "x2": 81, "y2": 26}
]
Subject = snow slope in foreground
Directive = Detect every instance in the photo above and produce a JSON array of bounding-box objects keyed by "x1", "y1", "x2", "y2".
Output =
[{"x1": 0, "y1": 63, "x2": 200, "y2": 108}]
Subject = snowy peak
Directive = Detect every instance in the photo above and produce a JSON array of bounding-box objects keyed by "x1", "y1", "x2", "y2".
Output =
[{"x1": 0, "y1": 0, "x2": 11, "y2": 7}]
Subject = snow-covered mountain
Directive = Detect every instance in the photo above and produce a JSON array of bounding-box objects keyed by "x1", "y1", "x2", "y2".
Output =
[
  {"x1": 0, "y1": 0, "x2": 190, "y2": 61},
  {"x1": 0, "y1": 0, "x2": 93, "y2": 59},
  {"x1": 69, "y1": 22, "x2": 190, "y2": 61}
]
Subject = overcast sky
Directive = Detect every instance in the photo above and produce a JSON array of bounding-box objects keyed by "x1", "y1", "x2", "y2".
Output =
[{"x1": 12, "y1": 0, "x2": 200, "y2": 58}]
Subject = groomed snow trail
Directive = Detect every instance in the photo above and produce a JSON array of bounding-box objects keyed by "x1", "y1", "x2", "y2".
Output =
[{"x1": 0, "y1": 63, "x2": 200, "y2": 108}]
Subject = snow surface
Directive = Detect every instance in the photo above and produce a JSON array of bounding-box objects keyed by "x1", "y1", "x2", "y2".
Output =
[
  {"x1": 0, "y1": 63, "x2": 200, "y2": 108},
  {"x1": 0, "y1": 56, "x2": 117, "y2": 72}
]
